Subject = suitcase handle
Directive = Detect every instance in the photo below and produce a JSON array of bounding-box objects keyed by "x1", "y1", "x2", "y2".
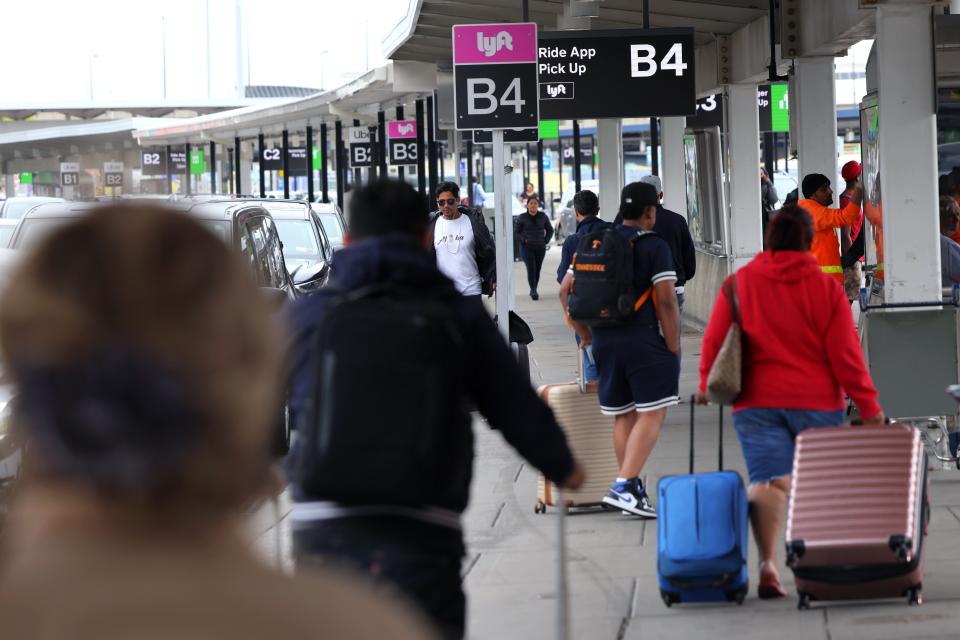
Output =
[{"x1": 689, "y1": 394, "x2": 724, "y2": 474}]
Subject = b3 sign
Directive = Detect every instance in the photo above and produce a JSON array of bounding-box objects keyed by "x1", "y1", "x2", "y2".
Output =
[
  {"x1": 537, "y1": 28, "x2": 696, "y2": 119},
  {"x1": 453, "y1": 22, "x2": 539, "y2": 131},
  {"x1": 387, "y1": 120, "x2": 418, "y2": 166}
]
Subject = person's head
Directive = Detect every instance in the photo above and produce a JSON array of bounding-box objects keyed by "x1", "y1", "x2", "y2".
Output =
[
  {"x1": 841, "y1": 161, "x2": 861, "y2": 187},
  {"x1": 525, "y1": 182, "x2": 535, "y2": 194},
  {"x1": 640, "y1": 175, "x2": 664, "y2": 203},
  {"x1": 940, "y1": 195, "x2": 960, "y2": 236},
  {"x1": 802, "y1": 173, "x2": 833, "y2": 206},
  {"x1": 347, "y1": 179, "x2": 430, "y2": 246},
  {"x1": 618, "y1": 182, "x2": 659, "y2": 230},
  {"x1": 434, "y1": 181, "x2": 460, "y2": 218},
  {"x1": 0, "y1": 204, "x2": 283, "y2": 523},
  {"x1": 766, "y1": 204, "x2": 814, "y2": 251},
  {"x1": 572, "y1": 189, "x2": 599, "y2": 222},
  {"x1": 525, "y1": 194, "x2": 540, "y2": 214}
]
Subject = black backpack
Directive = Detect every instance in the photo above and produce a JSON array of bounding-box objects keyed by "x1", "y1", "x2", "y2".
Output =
[
  {"x1": 295, "y1": 284, "x2": 469, "y2": 506},
  {"x1": 567, "y1": 228, "x2": 656, "y2": 326}
]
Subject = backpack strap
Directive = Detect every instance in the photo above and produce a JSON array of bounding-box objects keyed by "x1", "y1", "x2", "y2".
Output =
[{"x1": 632, "y1": 286, "x2": 657, "y2": 312}]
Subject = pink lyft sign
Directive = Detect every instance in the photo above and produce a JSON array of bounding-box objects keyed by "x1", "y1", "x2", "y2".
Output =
[
  {"x1": 452, "y1": 23, "x2": 537, "y2": 65},
  {"x1": 388, "y1": 120, "x2": 417, "y2": 139}
]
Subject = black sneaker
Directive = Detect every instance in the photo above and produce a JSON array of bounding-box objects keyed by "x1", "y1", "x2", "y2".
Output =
[{"x1": 530, "y1": 291, "x2": 539, "y2": 300}]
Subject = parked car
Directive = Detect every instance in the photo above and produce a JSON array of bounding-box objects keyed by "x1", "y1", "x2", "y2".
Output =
[
  {"x1": 310, "y1": 201, "x2": 348, "y2": 252},
  {"x1": 257, "y1": 200, "x2": 334, "y2": 294},
  {"x1": 0, "y1": 196, "x2": 65, "y2": 220},
  {"x1": 554, "y1": 179, "x2": 600, "y2": 244},
  {"x1": 0, "y1": 219, "x2": 18, "y2": 248}
]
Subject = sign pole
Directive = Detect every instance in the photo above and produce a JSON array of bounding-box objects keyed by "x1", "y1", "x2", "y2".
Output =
[{"x1": 493, "y1": 129, "x2": 513, "y2": 342}]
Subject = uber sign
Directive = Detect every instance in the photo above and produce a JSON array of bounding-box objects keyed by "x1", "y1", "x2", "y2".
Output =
[
  {"x1": 104, "y1": 161, "x2": 124, "y2": 187},
  {"x1": 60, "y1": 162, "x2": 79, "y2": 187},
  {"x1": 387, "y1": 120, "x2": 418, "y2": 166},
  {"x1": 349, "y1": 127, "x2": 374, "y2": 168},
  {"x1": 537, "y1": 28, "x2": 695, "y2": 119},
  {"x1": 453, "y1": 22, "x2": 539, "y2": 131}
]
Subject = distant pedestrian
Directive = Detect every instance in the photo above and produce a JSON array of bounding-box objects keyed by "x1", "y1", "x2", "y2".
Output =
[
  {"x1": 430, "y1": 181, "x2": 496, "y2": 300},
  {"x1": 471, "y1": 176, "x2": 487, "y2": 210},
  {"x1": 838, "y1": 161, "x2": 865, "y2": 302},
  {"x1": 514, "y1": 194, "x2": 553, "y2": 300},
  {"x1": 286, "y1": 179, "x2": 584, "y2": 640},
  {"x1": 697, "y1": 204, "x2": 884, "y2": 600},
  {"x1": 797, "y1": 173, "x2": 863, "y2": 285},
  {"x1": 939, "y1": 196, "x2": 960, "y2": 287},
  {"x1": 761, "y1": 168, "x2": 779, "y2": 245},
  {"x1": 640, "y1": 175, "x2": 697, "y2": 311},
  {"x1": 519, "y1": 181, "x2": 537, "y2": 204}
]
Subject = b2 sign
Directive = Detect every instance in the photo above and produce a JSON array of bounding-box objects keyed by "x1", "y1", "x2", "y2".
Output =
[
  {"x1": 387, "y1": 120, "x2": 418, "y2": 166},
  {"x1": 453, "y1": 22, "x2": 539, "y2": 131},
  {"x1": 349, "y1": 127, "x2": 374, "y2": 168},
  {"x1": 537, "y1": 28, "x2": 695, "y2": 119}
]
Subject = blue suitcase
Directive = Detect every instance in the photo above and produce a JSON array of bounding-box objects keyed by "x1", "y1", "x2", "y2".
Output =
[{"x1": 656, "y1": 400, "x2": 749, "y2": 606}]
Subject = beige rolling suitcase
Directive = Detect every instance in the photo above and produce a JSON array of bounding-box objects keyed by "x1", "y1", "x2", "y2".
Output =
[{"x1": 535, "y1": 354, "x2": 619, "y2": 513}]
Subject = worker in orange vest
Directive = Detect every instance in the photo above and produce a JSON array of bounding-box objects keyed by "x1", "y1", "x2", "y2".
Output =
[{"x1": 797, "y1": 173, "x2": 864, "y2": 285}]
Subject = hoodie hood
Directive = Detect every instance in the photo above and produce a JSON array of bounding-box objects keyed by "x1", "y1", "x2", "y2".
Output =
[
  {"x1": 747, "y1": 250, "x2": 822, "y2": 284},
  {"x1": 329, "y1": 233, "x2": 454, "y2": 293}
]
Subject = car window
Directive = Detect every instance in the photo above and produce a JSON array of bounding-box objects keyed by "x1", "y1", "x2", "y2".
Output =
[
  {"x1": 0, "y1": 227, "x2": 15, "y2": 248},
  {"x1": 317, "y1": 212, "x2": 344, "y2": 245},
  {"x1": 241, "y1": 216, "x2": 270, "y2": 286},
  {"x1": 199, "y1": 220, "x2": 230, "y2": 244},
  {"x1": 11, "y1": 218, "x2": 70, "y2": 250},
  {"x1": 3, "y1": 201, "x2": 43, "y2": 220},
  {"x1": 261, "y1": 217, "x2": 289, "y2": 289},
  {"x1": 275, "y1": 220, "x2": 321, "y2": 262}
]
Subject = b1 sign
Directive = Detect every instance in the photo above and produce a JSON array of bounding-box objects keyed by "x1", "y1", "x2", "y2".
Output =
[
  {"x1": 537, "y1": 28, "x2": 695, "y2": 119},
  {"x1": 453, "y1": 22, "x2": 539, "y2": 131}
]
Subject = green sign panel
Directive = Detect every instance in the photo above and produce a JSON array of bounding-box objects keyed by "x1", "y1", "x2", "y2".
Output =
[
  {"x1": 539, "y1": 120, "x2": 559, "y2": 139},
  {"x1": 19, "y1": 172, "x2": 32, "y2": 185},
  {"x1": 189, "y1": 149, "x2": 206, "y2": 175},
  {"x1": 770, "y1": 84, "x2": 790, "y2": 133},
  {"x1": 312, "y1": 147, "x2": 323, "y2": 171}
]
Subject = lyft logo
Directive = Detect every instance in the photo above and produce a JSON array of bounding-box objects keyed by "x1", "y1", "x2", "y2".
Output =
[
  {"x1": 546, "y1": 84, "x2": 566, "y2": 98},
  {"x1": 477, "y1": 30, "x2": 513, "y2": 57},
  {"x1": 397, "y1": 123, "x2": 414, "y2": 135}
]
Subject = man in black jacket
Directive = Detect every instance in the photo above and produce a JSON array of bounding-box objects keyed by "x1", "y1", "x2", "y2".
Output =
[
  {"x1": 286, "y1": 179, "x2": 584, "y2": 640},
  {"x1": 514, "y1": 194, "x2": 553, "y2": 300},
  {"x1": 429, "y1": 181, "x2": 496, "y2": 300},
  {"x1": 617, "y1": 175, "x2": 696, "y2": 309}
]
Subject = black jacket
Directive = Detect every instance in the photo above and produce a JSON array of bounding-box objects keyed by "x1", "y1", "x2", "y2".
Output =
[
  {"x1": 613, "y1": 206, "x2": 696, "y2": 286},
  {"x1": 429, "y1": 206, "x2": 496, "y2": 295},
  {"x1": 514, "y1": 211, "x2": 554, "y2": 247},
  {"x1": 286, "y1": 235, "x2": 574, "y2": 518}
]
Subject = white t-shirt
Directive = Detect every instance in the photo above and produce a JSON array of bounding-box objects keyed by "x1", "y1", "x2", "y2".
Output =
[{"x1": 434, "y1": 214, "x2": 482, "y2": 295}]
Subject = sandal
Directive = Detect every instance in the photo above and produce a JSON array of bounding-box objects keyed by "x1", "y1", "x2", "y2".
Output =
[{"x1": 758, "y1": 562, "x2": 788, "y2": 600}]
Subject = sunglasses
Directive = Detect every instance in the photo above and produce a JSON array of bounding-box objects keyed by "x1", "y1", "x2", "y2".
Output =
[{"x1": 437, "y1": 198, "x2": 458, "y2": 206}]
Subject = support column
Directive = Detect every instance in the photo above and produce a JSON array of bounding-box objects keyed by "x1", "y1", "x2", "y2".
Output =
[
  {"x1": 352, "y1": 119, "x2": 362, "y2": 188},
  {"x1": 572, "y1": 120, "x2": 582, "y2": 193},
  {"x1": 209, "y1": 141, "x2": 216, "y2": 194},
  {"x1": 727, "y1": 84, "x2": 763, "y2": 271},
  {"x1": 537, "y1": 139, "x2": 545, "y2": 203},
  {"x1": 415, "y1": 100, "x2": 426, "y2": 198},
  {"x1": 466, "y1": 139, "x2": 474, "y2": 205},
  {"x1": 234, "y1": 137, "x2": 242, "y2": 196},
  {"x1": 877, "y1": 3, "x2": 941, "y2": 303},
  {"x1": 377, "y1": 111, "x2": 387, "y2": 179},
  {"x1": 306, "y1": 124, "x2": 315, "y2": 202},
  {"x1": 281, "y1": 129, "x2": 290, "y2": 199},
  {"x1": 320, "y1": 123, "x2": 329, "y2": 203},
  {"x1": 184, "y1": 142, "x2": 192, "y2": 196},
  {"x1": 166, "y1": 144, "x2": 174, "y2": 194},
  {"x1": 334, "y1": 121, "x2": 345, "y2": 209},
  {"x1": 596, "y1": 119, "x2": 623, "y2": 222},
  {"x1": 258, "y1": 133, "x2": 266, "y2": 198},
  {"x1": 795, "y1": 57, "x2": 838, "y2": 186},
  {"x1": 427, "y1": 95, "x2": 438, "y2": 197},
  {"x1": 396, "y1": 105, "x2": 405, "y2": 183},
  {"x1": 660, "y1": 116, "x2": 687, "y2": 215}
]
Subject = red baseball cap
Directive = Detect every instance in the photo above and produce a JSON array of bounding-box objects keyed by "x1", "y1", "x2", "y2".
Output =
[{"x1": 841, "y1": 160, "x2": 862, "y2": 182}]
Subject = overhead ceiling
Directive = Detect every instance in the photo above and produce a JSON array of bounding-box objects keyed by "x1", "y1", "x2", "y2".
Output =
[{"x1": 386, "y1": 0, "x2": 770, "y2": 61}]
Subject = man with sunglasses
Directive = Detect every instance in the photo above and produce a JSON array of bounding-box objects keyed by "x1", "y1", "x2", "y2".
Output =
[{"x1": 430, "y1": 181, "x2": 496, "y2": 300}]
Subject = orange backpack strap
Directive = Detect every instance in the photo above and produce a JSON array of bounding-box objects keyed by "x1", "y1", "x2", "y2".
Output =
[{"x1": 633, "y1": 286, "x2": 658, "y2": 312}]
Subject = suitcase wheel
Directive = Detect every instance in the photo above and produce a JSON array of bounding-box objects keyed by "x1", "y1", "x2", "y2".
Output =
[
  {"x1": 660, "y1": 590, "x2": 678, "y2": 608},
  {"x1": 534, "y1": 500, "x2": 546, "y2": 515},
  {"x1": 907, "y1": 586, "x2": 923, "y2": 606},
  {"x1": 726, "y1": 587, "x2": 747, "y2": 606},
  {"x1": 798, "y1": 593, "x2": 812, "y2": 611}
]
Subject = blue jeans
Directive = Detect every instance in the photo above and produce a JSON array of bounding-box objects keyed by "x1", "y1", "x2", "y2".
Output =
[{"x1": 732, "y1": 408, "x2": 846, "y2": 484}]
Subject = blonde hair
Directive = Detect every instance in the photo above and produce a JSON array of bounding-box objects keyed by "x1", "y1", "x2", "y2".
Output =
[{"x1": 0, "y1": 203, "x2": 283, "y2": 516}]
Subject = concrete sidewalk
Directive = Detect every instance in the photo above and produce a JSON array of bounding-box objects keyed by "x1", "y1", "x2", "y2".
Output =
[{"x1": 252, "y1": 245, "x2": 960, "y2": 640}]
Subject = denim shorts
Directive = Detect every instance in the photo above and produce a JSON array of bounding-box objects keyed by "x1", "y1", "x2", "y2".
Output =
[{"x1": 732, "y1": 408, "x2": 846, "y2": 484}]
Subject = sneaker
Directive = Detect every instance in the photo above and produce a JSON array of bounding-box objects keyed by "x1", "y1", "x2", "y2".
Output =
[
  {"x1": 530, "y1": 290, "x2": 539, "y2": 300},
  {"x1": 603, "y1": 480, "x2": 657, "y2": 518}
]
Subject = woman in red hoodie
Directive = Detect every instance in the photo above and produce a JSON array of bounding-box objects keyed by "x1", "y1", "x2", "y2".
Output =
[{"x1": 696, "y1": 205, "x2": 884, "y2": 600}]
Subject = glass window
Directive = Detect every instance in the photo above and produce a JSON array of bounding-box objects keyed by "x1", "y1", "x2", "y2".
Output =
[
  {"x1": 317, "y1": 212, "x2": 344, "y2": 246},
  {"x1": 11, "y1": 218, "x2": 71, "y2": 250},
  {"x1": 0, "y1": 227, "x2": 15, "y2": 248},
  {"x1": 261, "y1": 217, "x2": 288, "y2": 289},
  {"x1": 3, "y1": 201, "x2": 42, "y2": 220},
  {"x1": 275, "y1": 220, "x2": 320, "y2": 262},
  {"x1": 199, "y1": 220, "x2": 230, "y2": 244}
]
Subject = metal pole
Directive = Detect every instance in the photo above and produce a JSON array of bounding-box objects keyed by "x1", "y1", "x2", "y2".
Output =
[
  {"x1": 573, "y1": 120, "x2": 582, "y2": 192},
  {"x1": 522, "y1": 0, "x2": 529, "y2": 21},
  {"x1": 415, "y1": 100, "x2": 427, "y2": 198},
  {"x1": 258, "y1": 133, "x2": 266, "y2": 198},
  {"x1": 427, "y1": 95, "x2": 439, "y2": 198},
  {"x1": 321, "y1": 122, "x2": 330, "y2": 203},
  {"x1": 537, "y1": 139, "x2": 545, "y2": 203},
  {"x1": 377, "y1": 111, "x2": 387, "y2": 178},
  {"x1": 396, "y1": 105, "x2": 406, "y2": 182},
  {"x1": 161, "y1": 17, "x2": 167, "y2": 100},
  {"x1": 352, "y1": 119, "x2": 362, "y2": 188},
  {"x1": 166, "y1": 144, "x2": 173, "y2": 194},
  {"x1": 643, "y1": 0, "x2": 659, "y2": 176},
  {"x1": 466, "y1": 138, "x2": 475, "y2": 206},
  {"x1": 439, "y1": 142, "x2": 446, "y2": 182},
  {"x1": 493, "y1": 128, "x2": 513, "y2": 342},
  {"x1": 525, "y1": 143, "x2": 531, "y2": 188},
  {"x1": 282, "y1": 129, "x2": 290, "y2": 198},
  {"x1": 209, "y1": 140, "x2": 216, "y2": 194},
  {"x1": 306, "y1": 124, "x2": 315, "y2": 202},
  {"x1": 558, "y1": 138, "x2": 564, "y2": 202},
  {"x1": 368, "y1": 125, "x2": 379, "y2": 181},
  {"x1": 335, "y1": 120, "x2": 345, "y2": 209},
  {"x1": 234, "y1": 136, "x2": 242, "y2": 196},
  {"x1": 184, "y1": 142, "x2": 192, "y2": 196}
]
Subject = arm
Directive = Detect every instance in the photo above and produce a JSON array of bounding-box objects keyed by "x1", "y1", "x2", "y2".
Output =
[
  {"x1": 764, "y1": 183, "x2": 779, "y2": 207},
  {"x1": 472, "y1": 213, "x2": 497, "y2": 289},
  {"x1": 947, "y1": 239, "x2": 960, "y2": 284},
  {"x1": 698, "y1": 283, "x2": 733, "y2": 393},
  {"x1": 465, "y1": 307, "x2": 577, "y2": 486},
  {"x1": 654, "y1": 280, "x2": 680, "y2": 353},
  {"x1": 822, "y1": 284, "x2": 883, "y2": 420},
  {"x1": 558, "y1": 271, "x2": 592, "y2": 345},
  {"x1": 556, "y1": 237, "x2": 573, "y2": 284},
  {"x1": 813, "y1": 200, "x2": 862, "y2": 232},
  {"x1": 543, "y1": 214, "x2": 554, "y2": 245}
]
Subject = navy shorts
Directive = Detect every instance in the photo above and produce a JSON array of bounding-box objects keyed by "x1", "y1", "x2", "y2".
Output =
[
  {"x1": 592, "y1": 324, "x2": 679, "y2": 415},
  {"x1": 732, "y1": 408, "x2": 846, "y2": 484}
]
